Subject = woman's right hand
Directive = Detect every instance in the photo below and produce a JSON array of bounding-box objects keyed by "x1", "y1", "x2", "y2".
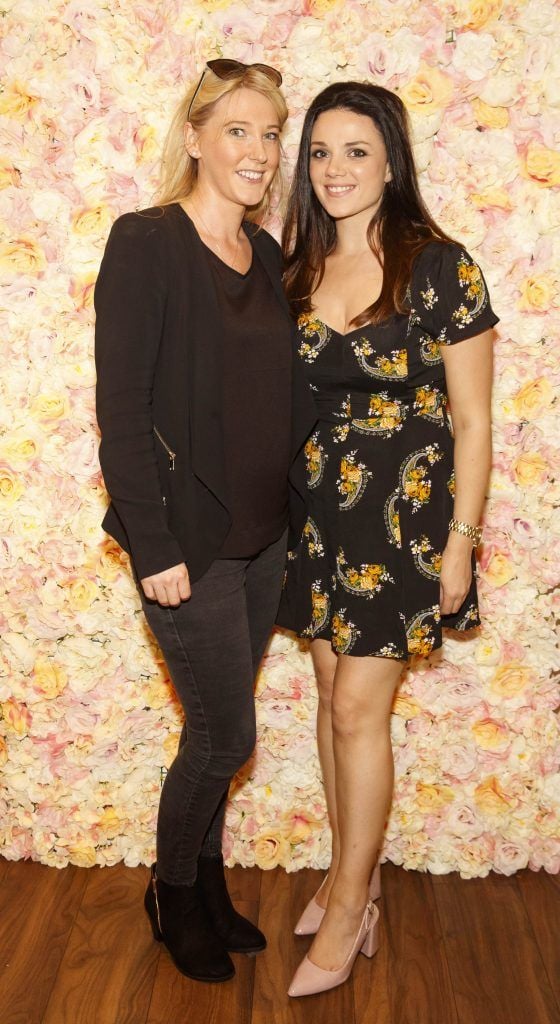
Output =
[{"x1": 141, "y1": 563, "x2": 191, "y2": 606}]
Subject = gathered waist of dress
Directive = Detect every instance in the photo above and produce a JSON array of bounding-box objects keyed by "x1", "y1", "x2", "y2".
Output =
[{"x1": 314, "y1": 388, "x2": 446, "y2": 420}]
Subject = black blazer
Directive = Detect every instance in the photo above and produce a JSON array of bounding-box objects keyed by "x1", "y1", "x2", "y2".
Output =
[{"x1": 94, "y1": 203, "x2": 317, "y2": 582}]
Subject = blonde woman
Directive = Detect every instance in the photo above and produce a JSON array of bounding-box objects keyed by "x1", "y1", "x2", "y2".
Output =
[{"x1": 95, "y1": 60, "x2": 316, "y2": 983}]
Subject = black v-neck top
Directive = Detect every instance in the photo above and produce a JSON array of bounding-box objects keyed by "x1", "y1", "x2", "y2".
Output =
[{"x1": 204, "y1": 241, "x2": 292, "y2": 557}]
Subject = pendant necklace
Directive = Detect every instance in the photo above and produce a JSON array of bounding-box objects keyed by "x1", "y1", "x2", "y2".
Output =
[{"x1": 188, "y1": 199, "x2": 240, "y2": 270}]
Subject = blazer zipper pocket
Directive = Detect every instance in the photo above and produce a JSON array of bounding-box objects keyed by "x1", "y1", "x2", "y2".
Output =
[{"x1": 153, "y1": 426, "x2": 176, "y2": 471}]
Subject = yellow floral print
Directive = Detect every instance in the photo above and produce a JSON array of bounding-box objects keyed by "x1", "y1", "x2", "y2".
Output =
[
  {"x1": 332, "y1": 609, "x2": 361, "y2": 654},
  {"x1": 399, "y1": 445, "x2": 443, "y2": 511},
  {"x1": 420, "y1": 279, "x2": 438, "y2": 310},
  {"x1": 406, "y1": 606, "x2": 441, "y2": 656},
  {"x1": 303, "y1": 516, "x2": 324, "y2": 558},
  {"x1": 304, "y1": 432, "x2": 327, "y2": 488},
  {"x1": 452, "y1": 254, "x2": 488, "y2": 328},
  {"x1": 351, "y1": 338, "x2": 408, "y2": 379},
  {"x1": 337, "y1": 451, "x2": 372, "y2": 510},
  {"x1": 410, "y1": 536, "x2": 442, "y2": 579},
  {"x1": 414, "y1": 385, "x2": 447, "y2": 423},
  {"x1": 297, "y1": 313, "x2": 332, "y2": 362},
  {"x1": 302, "y1": 580, "x2": 330, "y2": 638},
  {"x1": 384, "y1": 491, "x2": 401, "y2": 547},
  {"x1": 352, "y1": 392, "x2": 407, "y2": 437},
  {"x1": 419, "y1": 334, "x2": 442, "y2": 365},
  {"x1": 336, "y1": 548, "x2": 395, "y2": 599},
  {"x1": 455, "y1": 604, "x2": 479, "y2": 630}
]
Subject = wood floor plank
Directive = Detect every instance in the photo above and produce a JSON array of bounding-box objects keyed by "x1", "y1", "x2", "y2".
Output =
[
  {"x1": 517, "y1": 868, "x2": 560, "y2": 1013},
  {"x1": 146, "y1": 865, "x2": 259, "y2": 1024},
  {"x1": 42, "y1": 864, "x2": 159, "y2": 1024},
  {"x1": 432, "y1": 871, "x2": 559, "y2": 1024},
  {"x1": 0, "y1": 859, "x2": 89, "y2": 1024},
  {"x1": 353, "y1": 862, "x2": 459, "y2": 1024},
  {"x1": 252, "y1": 867, "x2": 355, "y2": 1024}
]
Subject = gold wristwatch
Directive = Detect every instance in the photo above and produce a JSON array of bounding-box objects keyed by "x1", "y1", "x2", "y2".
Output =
[{"x1": 448, "y1": 518, "x2": 483, "y2": 547}]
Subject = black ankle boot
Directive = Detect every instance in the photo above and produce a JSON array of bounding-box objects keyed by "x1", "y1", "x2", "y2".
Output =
[
  {"x1": 144, "y1": 864, "x2": 235, "y2": 982},
  {"x1": 196, "y1": 854, "x2": 266, "y2": 954}
]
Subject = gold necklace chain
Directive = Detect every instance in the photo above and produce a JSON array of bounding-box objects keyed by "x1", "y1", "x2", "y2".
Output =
[{"x1": 188, "y1": 200, "x2": 240, "y2": 270}]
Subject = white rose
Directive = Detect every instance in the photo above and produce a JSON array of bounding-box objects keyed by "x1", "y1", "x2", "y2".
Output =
[
  {"x1": 478, "y1": 69, "x2": 519, "y2": 106},
  {"x1": 452, "y1": 32, "x2": 497, "y2": 81}
]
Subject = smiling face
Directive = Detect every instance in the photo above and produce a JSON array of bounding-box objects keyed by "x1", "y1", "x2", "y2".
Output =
[
  {"x1": 186, "y1": 86, "x2": 281, "y2": 208},
  {"x1": 309, "y1": 107, "x2": 391, "y2": 224}
]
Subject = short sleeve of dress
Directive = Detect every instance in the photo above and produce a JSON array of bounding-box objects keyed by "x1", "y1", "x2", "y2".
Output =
[{"x1": 419, "y1": 241, "x2": 499, "y2": 345}]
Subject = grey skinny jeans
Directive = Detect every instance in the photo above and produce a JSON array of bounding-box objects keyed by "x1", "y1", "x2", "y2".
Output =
[{"x1": 137, "y1": 531, "x2": 287, "y2": 885}]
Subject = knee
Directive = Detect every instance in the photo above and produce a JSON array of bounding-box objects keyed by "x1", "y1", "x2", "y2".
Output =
[
  {"x1": 211, "y1": 717, "x2": 257, "y2": 777},
  {"x1": 331, "y1": 691, "x2": 385, "y2": 740}
]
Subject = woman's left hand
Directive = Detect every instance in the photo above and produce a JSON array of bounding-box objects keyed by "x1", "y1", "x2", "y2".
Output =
[{"x1": 439, "y1": 534, "x2": 474, "y2": 616}]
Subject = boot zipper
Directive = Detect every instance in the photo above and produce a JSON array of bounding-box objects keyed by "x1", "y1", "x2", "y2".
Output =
[{"x1": 153, "y1": 426, "x2": 176, "y2": 471}]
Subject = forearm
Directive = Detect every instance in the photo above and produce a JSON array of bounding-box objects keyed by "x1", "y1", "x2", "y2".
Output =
[{"x1": 451, "y1": 420, "x2": 492, "y2": 530}]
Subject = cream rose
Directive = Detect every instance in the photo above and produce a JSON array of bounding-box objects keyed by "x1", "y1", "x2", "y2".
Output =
[
  {"x1": 30, "y1": 393, "x2": 69, "y2": 422},
  {"x1": 253, "y1": 831, "x2": 291, "y2": 869},
  {"x1": 518, "y1": 275, "x2": 555, "y2": 313},
  {"x1": 0, "y1": 466, "x2": 24, "y2": 507}
]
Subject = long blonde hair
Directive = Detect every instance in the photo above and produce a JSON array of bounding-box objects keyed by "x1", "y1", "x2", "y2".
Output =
[{"x1": 156, "y1": 66, "x2": 288, "y2": 222}]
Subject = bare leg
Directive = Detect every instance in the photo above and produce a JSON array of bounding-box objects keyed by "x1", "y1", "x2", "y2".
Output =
[
  {"x1": 310, "y1": 638, "x2": 339, "y2": 908},
  {"x1": 308, "y1": 653, "x2": 404, "y2": 970}
]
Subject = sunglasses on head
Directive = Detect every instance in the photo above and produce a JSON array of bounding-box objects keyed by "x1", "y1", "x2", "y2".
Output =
[{"x1": 187, "y1": 59, "x2": 283, "y2": 120}]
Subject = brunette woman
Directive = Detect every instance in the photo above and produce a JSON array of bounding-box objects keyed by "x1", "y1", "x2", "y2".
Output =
[
  {"x1": 95, "y1": 60, "x2": 316, "y2": 983},
  {"x1": 278, "y1": 81, "x2": 498, "y2": 996}
]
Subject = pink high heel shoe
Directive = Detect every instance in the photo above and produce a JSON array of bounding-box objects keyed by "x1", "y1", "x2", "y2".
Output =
[
  {"x1": 294, "y1": 860, "x2": 381, "y2": 936},
  {"x1": 288, "y1": 898, "x2": 380, "y2": 997}
]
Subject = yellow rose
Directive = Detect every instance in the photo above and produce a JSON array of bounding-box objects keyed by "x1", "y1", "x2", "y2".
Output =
[
  {"x1": 400, "y1": 63, "x2": 454, "y2": 114},
  {"x1": 145, "y1": 676, "x2": 173, "y2": 710},
  {"x1": 68, "y1": 843, "x2": 97, "y2": 868},
  {"x1": 518, "y1": 275, "x2": 555, "y2": 312},
  {"x1": 490, "y1": 662, "x2": 531, "y2": 697},
  {"x1": 69, "y1": 272, "x2": 97, "y2": 311},
  {"x1": 415, "y1": 783, "x2": 455, "y2": 812},
  {"x1": 1, "y1": 433, "x2": 40, "y2": 465},
  {"x1": 0, "y1": 737, "x2": 8, "y2": 766},
  {"x1": 513, "y1": 451, "x2": 548, "y2": 487},
  {"x1": 512, "y1": 377, "x2": 554, "y2": 420},
  {"x1": 524, "y1": 142, "x2": 560, "y2": 188},
  {"x1": 2, "y1": 697, "x2": 31, "y2": 736},
  {"x1": 68, "y1": 578, "x2": 99, "y2": 612},
  {"x1": 472, "y1": 98, "x2": 509, "y2": 129},
  {"x1": 33, "y1": 658, "x2": 68, "y2": 699},
  {"x1": 71, "y1": 205, "x2": 113, "y2": 236},
  {"x1": 281, "y1": 810, "x2": 323, "y2": 845},
  {"x1": 470, "y1": 187, "x2": 513, "y2": 210},
  {"x1": 392, "y1": 694, "x2": 421, "y2": 718},
  {"x1": 98, "y1": 806, "x2": 124, "y2": 838},
  {"x1": 471, "y1": 718, "x2": 510, "y2": 750},
  {"x1": 133, "y1": 125, "x2": 160, "y2": 164},
  {"x1": 96, "y1": 542, "x2": 128, "y2": 583},
  {"x1": 0, "y1": 466, "x2": 24, "y2": 506},
  {"x1": 30, "y1": 393, "x2": 69, "y2": 421},
  {"x1": 163, "y1": 731, "x2": 182, "y2": 765},
  {"x1": 253, "y1": 832, "x2": 291, "y2": 869},
  {"x1": 480, "y1": 551, "x2": 516, "y2": 588},
  {"x1": 463, "y1": 0, "x2": 503, "y2": 29},
  {"x1": 309, "y1": 0, "x2": 342, "y2": 11},
  {"x1": 474, "y1": 776, "x2": 515, "y2": 816},
  {"x1": 0, "y1": 157, "x2": 21, "y2": 189},
  {"x1": 0, "y1": 237, "x2": 46, "y2": 274},
  {"x1": 0, "y1": 80, "x2": 38, "y2": 119}
]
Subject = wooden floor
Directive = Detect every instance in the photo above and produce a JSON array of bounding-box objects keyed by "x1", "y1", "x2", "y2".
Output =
[{"x1": 1, "y1": 857, "x2": 558, "y2": 1024}]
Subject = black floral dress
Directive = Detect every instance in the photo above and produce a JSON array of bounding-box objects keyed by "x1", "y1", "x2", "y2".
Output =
[{"x1": 277, "y1": 241, "x2": 498, "y2": 660}]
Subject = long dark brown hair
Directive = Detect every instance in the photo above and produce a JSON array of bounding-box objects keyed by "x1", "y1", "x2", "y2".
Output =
[{"x1": 282, "y1": 81, "x2": 454, "y2": 326}]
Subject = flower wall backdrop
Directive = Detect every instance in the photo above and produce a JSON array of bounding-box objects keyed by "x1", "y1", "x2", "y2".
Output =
[{"x1": 0, "y1": 0, "x2": 559, "y2": 877}]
